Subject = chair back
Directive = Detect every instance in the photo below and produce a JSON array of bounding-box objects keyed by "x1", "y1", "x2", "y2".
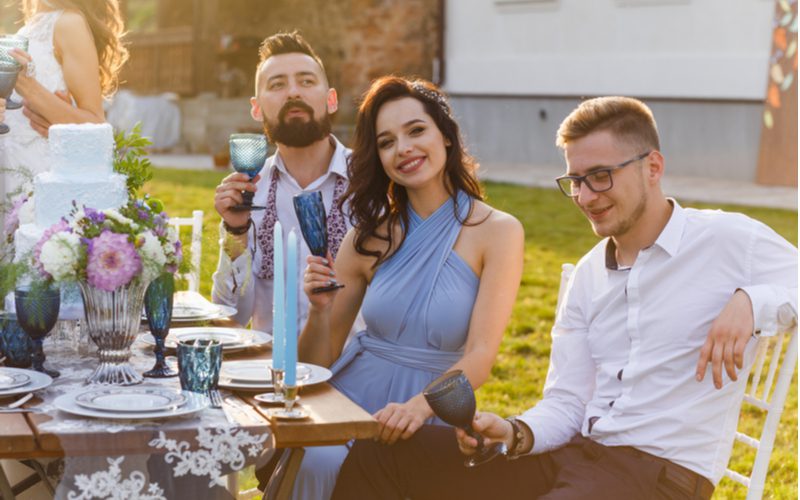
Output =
[{"x1": 168, "y1": 210, "x2": 203, "y2": 292}]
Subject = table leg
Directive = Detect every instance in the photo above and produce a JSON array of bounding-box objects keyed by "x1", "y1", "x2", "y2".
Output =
[
  {"x1": 226, "y1": 472, "x2": 239, "y2": 499},
  {"x1": 0, "y1": 462, "x2": 16, "y2": 500},
  {"x1": 263, "y1": 448, "x2": 305, "y2": 500}
]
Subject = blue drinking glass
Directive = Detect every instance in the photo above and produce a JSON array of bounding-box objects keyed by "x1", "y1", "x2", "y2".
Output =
[
  {"x1": 14, "y1": 285, "x2": 60, "y2": 377},
  {"x1": 293, "y1": 190, "x2": 345, "y2": 294},
  {"x1": 143, "y1": 273, "x2": 177, "y2": 378},
  {"x1": 177, "y1": 339, "x2": 222, "y2": 393},
  {"x1": 0, "y1": 313, "x2": 33, "y2": 368},
  {"x1": 423, "y1": 370, "x2": 503, "y2": 467},
  {"x1": 229, "y1": 133, "x2": 268, "y2": 211},
  {"x1": 0, "y1": 35, "x2": 27, "y2": 111}
]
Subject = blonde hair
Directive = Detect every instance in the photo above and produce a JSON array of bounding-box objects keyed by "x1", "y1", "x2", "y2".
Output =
[
  {"x1": 23, "y1": 0, "x2": 128, "y2": 97},
  {"x1": 556, "y1": 96, "x2": 660, "y2": 152}
]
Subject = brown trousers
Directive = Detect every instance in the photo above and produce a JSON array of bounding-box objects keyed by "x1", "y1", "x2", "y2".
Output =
[{"x1": 332, "y1": 425, "x2": 714, "y2": 500}]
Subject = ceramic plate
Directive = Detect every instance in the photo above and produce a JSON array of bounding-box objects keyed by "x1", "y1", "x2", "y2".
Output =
[
  {"x1": 74, "y1": 386, "x2": 187, "y2": 412},
  {"x1": 140, "y1": 327, "x2": 272, "y2": 352},
  {"x1": 54, "y1": 390, "x2": 208, "y2": 420},
  {"x1": 218, "y1": 360, "x2": 331, "y2": 392},
  {"x1": 0, "y1": 369, "x2": 52, "y2": 398},
  {"x1": 0, "y1": 369, "x2": 31, "y2": 390}
]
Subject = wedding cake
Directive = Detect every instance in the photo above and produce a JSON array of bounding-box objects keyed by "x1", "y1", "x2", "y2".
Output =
[{"x1": 12, "y1": 123, "x2": 128, "y2": 318}]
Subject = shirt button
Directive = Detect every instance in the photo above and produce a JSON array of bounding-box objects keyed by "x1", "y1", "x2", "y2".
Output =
[
  {"x1": 617, "y1": 369, "x2": 624, "y2": 381},
  {"x1": 608, "y1": 400, "x2": 615, "y2": 407}
]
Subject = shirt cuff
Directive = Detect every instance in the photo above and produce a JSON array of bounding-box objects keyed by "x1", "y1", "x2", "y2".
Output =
[{"x1": 739, "y1": 285, "x2": 798, "y2": 337}]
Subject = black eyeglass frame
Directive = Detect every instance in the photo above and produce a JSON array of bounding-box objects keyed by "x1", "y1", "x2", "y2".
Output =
[{"x1": 555, "y1": 151, "x2": 652, "y2": 197}]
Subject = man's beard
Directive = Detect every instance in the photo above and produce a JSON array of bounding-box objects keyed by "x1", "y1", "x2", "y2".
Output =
[{"x1": 264, "y1": 99, "x2": 332, "y2": 148}]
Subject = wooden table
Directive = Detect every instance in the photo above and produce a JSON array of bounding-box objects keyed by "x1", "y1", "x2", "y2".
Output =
[{"x1": 0, "y1": 332, "x2": 378, "y2": 499}]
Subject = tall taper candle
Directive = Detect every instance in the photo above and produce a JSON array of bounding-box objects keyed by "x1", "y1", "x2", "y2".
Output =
[
  {"x1": 284, "y1": 229, "x2": 298, "y2": 386},
  {"x1": 272, "y1": 221, "x2": 285, "y2": 372}
]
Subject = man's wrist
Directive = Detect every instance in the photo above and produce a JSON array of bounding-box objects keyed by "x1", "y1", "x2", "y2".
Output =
[
  {"x1": 223, "y1": 218, "x2": 252, "y2": 235},
  {"x1": 504, "y1": 417, "x2": 533, "y2": 459}
]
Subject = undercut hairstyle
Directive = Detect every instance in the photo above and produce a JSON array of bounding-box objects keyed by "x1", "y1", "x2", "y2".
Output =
[
  {"x1": 344, "y1": 76, "x2": 483, "y2": 267},
  {"x1": 256, "y1": 31, "x2": 327, "y2": 90},
  {"x1": 556, "y1": 96, "x2": 660, "y2": 153}
]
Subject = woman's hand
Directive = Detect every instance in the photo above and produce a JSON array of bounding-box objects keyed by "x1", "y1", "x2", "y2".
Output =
[
  {"x1": 373, "y1": 394, "x2": 434, "y2": 445},
  {"x1": 304, "y1": 252, "x2": 338, "y2": 309}
]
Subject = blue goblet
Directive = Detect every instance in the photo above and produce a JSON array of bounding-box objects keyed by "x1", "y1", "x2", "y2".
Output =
[
  {"x1": 0, "y1": 35, "x2": 28, "y2": 111},
  {"x1": 0, "y1": 313, "x2": 34, "y2": 368},
  {"x1": 14, "y1": 286, "x2": 60, "y2": 377},
  {"x1": 229, "y1": 133, "x2": 268, "y2": 211},
  {"x1": 143, "y1": 273, "x2": 177, "y2": 378},
  {"x1": 423, "y1": 370, "x2": 503, "y2": 467},
  {"x1": 293, "y1": 190, "x2": 345, "y2": 294}
]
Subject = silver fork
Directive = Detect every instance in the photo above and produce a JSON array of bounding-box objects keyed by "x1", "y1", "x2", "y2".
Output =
[{"x1": 208, "y1": 389, "x2": 223, "y2": 408}]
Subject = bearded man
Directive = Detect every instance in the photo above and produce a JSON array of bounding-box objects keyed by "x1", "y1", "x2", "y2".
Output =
[{"x1": 212, "y1": 31, "x2": 352, "y2": 333}]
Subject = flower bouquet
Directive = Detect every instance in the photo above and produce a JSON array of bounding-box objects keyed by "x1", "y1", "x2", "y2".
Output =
[{"x1": 34, "y1": 197, "x2": 182, "y2": 385}]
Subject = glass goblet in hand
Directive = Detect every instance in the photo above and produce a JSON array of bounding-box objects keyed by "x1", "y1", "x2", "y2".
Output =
[
  {"x1": 229, "y1": 133, "x2": 268, "y2": 211},
  {"x1": 293, "y1": 190, "x2": 345, "y2": 294},
  {"x1": 14, "y1": 285, "x2": 61, "y2": 378},
  {"x1": 0, "y1": 35, "x2": 28, "y2": 110},
  {"x1": 423, "y1": 369, "x2": 503, "y2": 467}
]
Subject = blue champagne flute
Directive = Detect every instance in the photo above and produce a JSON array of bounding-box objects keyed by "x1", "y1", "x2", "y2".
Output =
[
  {"x1": 423, "y1": 370, "x2": 503, "y2": 467},
  {"x1": 143, "y1": 273, "x2": 177, "y2": 378},
  {"x1": 0, "y1": 35, "x2": 28, "y2": 110},
  {"x1": 14, "y1": 285, "x2": 60, "y2": 378},
  {"x1": 293, "y1": 190, "x2": 345, "y2": 294},
  {"x1": 229, "y1": 133, "x2": 268, "y2": 211}
]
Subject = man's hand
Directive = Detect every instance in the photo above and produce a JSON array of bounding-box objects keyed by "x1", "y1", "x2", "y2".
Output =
[
  {"x1": 213, "y1": 172, "x2": 260, "y2": 228},
  {"x1": 24, "y1": 90, "x2": 72, "y2": 137},
  {"x1": 454, "y1": 411, "x2": 511, "y2": 456},
  {"x1": 696, "y1": 290, "x2": 755, "y2": 389}
]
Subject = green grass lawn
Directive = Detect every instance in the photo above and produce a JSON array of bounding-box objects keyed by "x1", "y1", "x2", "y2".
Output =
[{"x1": 144, "y1": 168, "x2": 798, "y2": 499}]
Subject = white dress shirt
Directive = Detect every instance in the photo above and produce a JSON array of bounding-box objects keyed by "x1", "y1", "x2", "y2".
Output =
[
  {"x1": 211, "y1": 135, "x2": 353, "y2": 333},
  {"x1": 518, "y1": 200, "x2": 797, "y2": 484}
]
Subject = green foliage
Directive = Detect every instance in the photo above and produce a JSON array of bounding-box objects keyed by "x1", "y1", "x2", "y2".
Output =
[
  {"x1": 113, "y1": 123, "x2": 154, "y2": 199},
  {"x1": 143, "y1": 170, "x2": 798, "y2": 498}
]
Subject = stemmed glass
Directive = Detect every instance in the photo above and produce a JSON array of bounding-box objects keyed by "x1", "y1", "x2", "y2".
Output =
[
  {"x1": 143, "y1": 273, "x2": 177, "y2": 378},
  {"x1": 229, "y1": 133, "x2": 268, "y2": 211},
  {"x1": 423, "y1": 369, "x2": 503, "y2": 467},
  {"x1": 14, "y1": 285, "x2": 61, "y2": 378},
  {"x1": 293, "y1": 191, "x2": 345, "y2": 293},
  {"x1": 0, "y1": 36, "x2": 28, "y2": 110}
]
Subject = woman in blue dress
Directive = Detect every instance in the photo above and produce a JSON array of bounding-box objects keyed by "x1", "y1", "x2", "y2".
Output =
[{"x1": 292, "y1": 76, "x2": 524, "y2": 499}]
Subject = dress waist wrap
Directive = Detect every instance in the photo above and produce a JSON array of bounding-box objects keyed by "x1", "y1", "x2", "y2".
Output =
[{"x1": 330, "y1": 332, "x2": 462, "y2": 376}]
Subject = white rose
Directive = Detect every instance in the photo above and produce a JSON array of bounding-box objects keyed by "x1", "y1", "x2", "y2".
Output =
[
  {"x1": 103, "y1": 209, "x2": 135, "y2": 227},
  {"x1": 18, "y1": 197, "x2": 35, "y2": 225},
  {"x1": 39, "y1": 232, "x2": 81, "y2": 281},
  {"x1": 139, "y1": 231, "x2": 167, "y2": 283}
]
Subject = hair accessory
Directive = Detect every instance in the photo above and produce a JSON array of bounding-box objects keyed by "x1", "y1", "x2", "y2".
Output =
[{"x1": 411, "y1": 82, "x2": 451, "y2": 117}]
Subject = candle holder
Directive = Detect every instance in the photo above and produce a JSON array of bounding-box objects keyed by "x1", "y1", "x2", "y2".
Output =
[
  {"x1": 268, "y1": 384, "x2": 307, "y2": 419},
  {"x1": 258, "y1": 366, "x2": 286, "y2": 404}
]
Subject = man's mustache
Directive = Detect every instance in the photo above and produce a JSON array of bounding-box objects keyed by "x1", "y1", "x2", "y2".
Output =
[{"x1": 278, "y1": 99, "x2": 315, "y2": 121}]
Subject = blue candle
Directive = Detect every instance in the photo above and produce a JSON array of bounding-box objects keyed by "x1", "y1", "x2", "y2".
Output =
[
  {"x1": 272, "y1": 221, "x2": 285, "y2": 372},
  {"x1": 284, "y1": 229, "x2": 298, "y2": 386}
]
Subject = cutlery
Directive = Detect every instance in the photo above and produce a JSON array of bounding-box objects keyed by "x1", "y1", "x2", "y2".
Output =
[
  {"x1": 208, "y1": 389, "x2": 223, "y2": 409},
  {"x1": 0, "y1": 407, "x2": 41, "y2": 413},
  {"x1": 0, "y1": 392, "x2": 33, "y2": 409}
]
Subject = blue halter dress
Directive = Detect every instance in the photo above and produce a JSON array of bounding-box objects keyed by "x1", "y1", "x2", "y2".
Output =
[{"x1": 290, "y1": 191, "x2": 480, "y2": 500}]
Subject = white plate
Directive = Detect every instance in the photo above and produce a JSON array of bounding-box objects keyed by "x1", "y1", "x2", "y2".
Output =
[
  {"x1": 223, "y1": 362, "x2": 311, "y2": 383},
  {"x1": 0, "y1": 369, "x2": 52, "y2": 398},
  {"x1": 74, "y1": 386, "x2": 187, "y2": 413},
  {"x1": 54, "y1": 390, "x2": 208, "y2": 420},
  {"x1": 0, "y1": 370, "x2": 31, "y2": 390},
  {"x1": 218, "y1": 360, "x2": 332, "y2": 392},
  {"x1": 140, "y1": 327, "x2": 272, "y2": 353}
]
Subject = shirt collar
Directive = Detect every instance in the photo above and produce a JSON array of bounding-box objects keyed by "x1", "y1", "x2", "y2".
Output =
[
  {"x1": 604, "y1": 198, "x2": 685, "y2": 270},
  {"x1": 268, "y1": 134, "x2": 349, "y2": 181}
]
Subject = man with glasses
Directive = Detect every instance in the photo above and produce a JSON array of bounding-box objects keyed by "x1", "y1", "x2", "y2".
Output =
[{"x1": 331, "y1": 96, "x2": 797, "y2": 499}]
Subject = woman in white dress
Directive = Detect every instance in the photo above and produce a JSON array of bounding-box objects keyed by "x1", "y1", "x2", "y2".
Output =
[{"x1": 0, "y1": 0, "x2": 127, "y2": 201}]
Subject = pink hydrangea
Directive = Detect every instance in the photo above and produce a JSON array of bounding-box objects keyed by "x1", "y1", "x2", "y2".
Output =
[
  {"x1": 86, "y1": 230, "x2": 142, "y2": 291},
  {"x1": 3, "y1": 194, "x2": 30, "y2": 240}
]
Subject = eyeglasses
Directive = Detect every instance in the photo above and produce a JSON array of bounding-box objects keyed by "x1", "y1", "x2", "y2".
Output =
[{"x1": 555, "y1": 151, "x2": 651, "y2": 197}]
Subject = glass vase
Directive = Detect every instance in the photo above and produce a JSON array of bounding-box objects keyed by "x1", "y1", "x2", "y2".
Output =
[{"x1": 78, "y1": 279, "x2": 149, "y2": 385}]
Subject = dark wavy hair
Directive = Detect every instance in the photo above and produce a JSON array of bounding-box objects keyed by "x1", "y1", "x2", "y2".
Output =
[{"x1": 343, "y1": 76, "x2": 483, "y2": 266}]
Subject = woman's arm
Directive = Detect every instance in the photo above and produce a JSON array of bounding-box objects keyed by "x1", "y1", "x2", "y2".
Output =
[
  {"x1": 299, "y1": 229, "x2": 369, "y2": 367},
  {"x1": 13, "y1": 11, "x2": 104, "y2": 129},
  {"x1": 374, "y1": 210, "x2": 525, "y2": 444}
]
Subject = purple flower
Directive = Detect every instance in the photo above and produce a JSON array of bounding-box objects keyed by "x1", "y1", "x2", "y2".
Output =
[
  {"x1": 86, "y1": 230, "x2": 142, "y2": 291},
  {"x1": 84, "y1": 208, "x2": 106, "y2": 224},
  {"x1": 137, "y1": 209, "x2": 149, "y2": 221},
  {"x1": 3, "y1": 194, "x2": 29, "y2": 237}
]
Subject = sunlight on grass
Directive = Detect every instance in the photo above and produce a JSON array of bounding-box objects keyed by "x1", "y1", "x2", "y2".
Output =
[{"x1": 145, "y1": 169, "x2": 797, "y2": 499}]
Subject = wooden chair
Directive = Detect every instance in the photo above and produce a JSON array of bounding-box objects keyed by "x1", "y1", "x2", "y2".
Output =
[
  {"x1": 557, "y1": 263, "x2": 797, "y2": 500},
  {"x1": 168, "y1": 210, "x2": 203, "y2": 292}
]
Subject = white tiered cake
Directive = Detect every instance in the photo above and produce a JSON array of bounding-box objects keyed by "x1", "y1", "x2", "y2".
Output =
[{"x1": 13, "y1": 123, "x2": 128, "y2": 318}]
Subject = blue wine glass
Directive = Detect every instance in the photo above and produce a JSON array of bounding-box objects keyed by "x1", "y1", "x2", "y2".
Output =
[
  {"x1": 143, "y1": 273, "x2": 177, "y2": 378},
  {"x1": 293, "y1": 190, "x2": 345, "y2": 294},
  {"x1": 423, "y1": 370, "x2": 503, "y2": 467},
  {"x1": 0, "y1": 35, "x2": 28, "y2": 110},
  {"x1": 0, "y1": 313, "x2": 33, "y2": 368},
  {"x1": 229, "y1": 133, "x2": 268, "y2": 211},
  {"x1": 14, "y1": 286, "x2": 60, "y2": 378}
]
